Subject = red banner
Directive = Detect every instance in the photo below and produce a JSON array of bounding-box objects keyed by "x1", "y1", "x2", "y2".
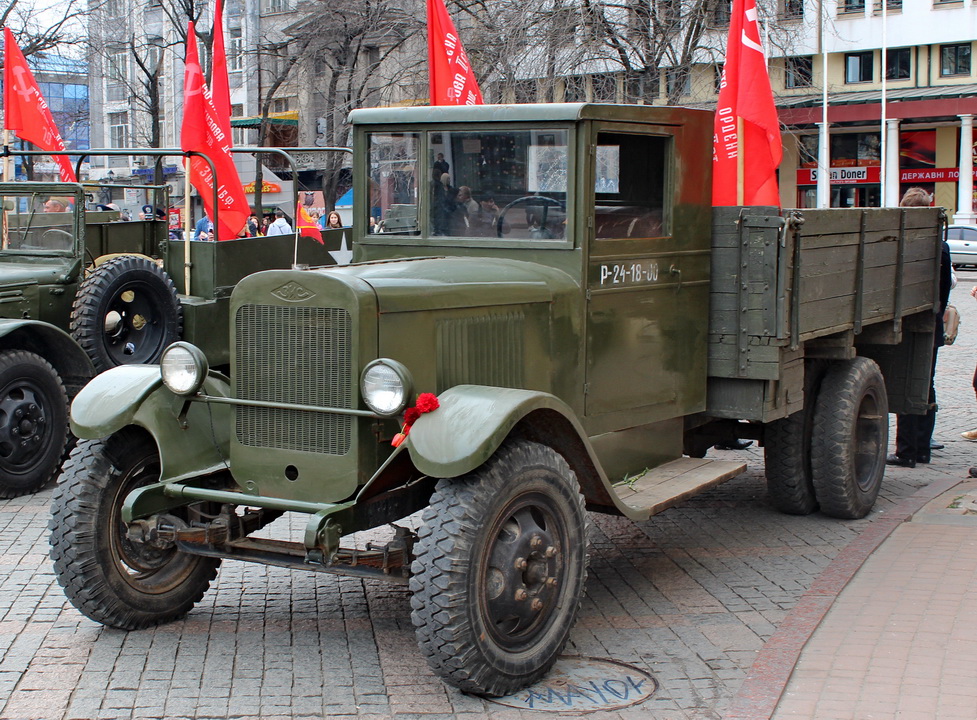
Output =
[
  {"x1": 712, "y1": 0, "x2": 781, "y2": 206},
  {"x1": 3, "y1": 27, "x2": 76, "y2": 182},
  {"x1": 296, "y1": 201, "x2": 323, "y2": 243},
  {"x1": 210, "y1": 0, "x2": 232, "y2": 137},
  {"x1": 427, "y1": 0, "x2": 483, "y2": 106},
  {"x1": 180, "y1": 22, "x2": 248, "y2": 240}
]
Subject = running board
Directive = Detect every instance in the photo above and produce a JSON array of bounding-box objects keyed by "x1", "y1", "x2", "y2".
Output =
[{"x1": 612, "y1": 458, "x2": 747, "y2": 517}]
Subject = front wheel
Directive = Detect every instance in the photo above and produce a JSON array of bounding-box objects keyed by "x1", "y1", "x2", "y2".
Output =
[
  {"x1": 409, "y1": 440, "x2": 589, "y2": 696},
  {"x1": 811, "y1": 357, "x2": 888, "y2": 519},
  {"x1": 49, "y1": 428, "x2": 219, "y2": 629}
]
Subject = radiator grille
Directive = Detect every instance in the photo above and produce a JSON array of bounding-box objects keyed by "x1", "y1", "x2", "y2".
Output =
[
  {"x1": 235, "y1": 305, "x2": 353, "y2": 454},
  {"x1": 436, "y1": 312, "x2": 525, "y2": 391}
]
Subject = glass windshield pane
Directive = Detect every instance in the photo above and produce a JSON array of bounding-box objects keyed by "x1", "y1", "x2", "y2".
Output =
[
  {"x1": 429, "y1": 129, "x2": 569, "y2": 240},
  {"x1": 595, "y1": 132, "x2": 668, "y2": 239},
  {"x1": 1, "y1": 194, "x2": 74, "y2": 253},
  {"x1": 368, "y1": 133, "x2": 419, "y2": 235}
]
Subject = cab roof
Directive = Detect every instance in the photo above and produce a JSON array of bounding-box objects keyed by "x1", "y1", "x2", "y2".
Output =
[{"x1": 349, "y1": 102, "x2": 709, "y2": 127}]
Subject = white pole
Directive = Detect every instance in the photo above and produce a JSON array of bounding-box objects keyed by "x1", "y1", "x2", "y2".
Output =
[
  {"x1": 880, "y1": 0, "x2": 888, "y2": 206},
  {"x1": 955, "y1": 114, "x2": 976, "y2": 224},
  {"x1": 816, "y1": 0, "x2": 830, "y2": 208},
  {"x1": 183, "y1": 160, "x2": 192, "y2": 294}
]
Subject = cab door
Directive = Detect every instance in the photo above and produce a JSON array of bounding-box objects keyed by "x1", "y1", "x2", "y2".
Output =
[{"x1": 584, "y1": 121, "x2": 712, "y2": 432}]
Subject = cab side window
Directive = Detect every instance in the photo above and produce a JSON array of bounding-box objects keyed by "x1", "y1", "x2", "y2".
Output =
[{"x1": 595, "y1": 133, "x2": 668, "y2": 239}]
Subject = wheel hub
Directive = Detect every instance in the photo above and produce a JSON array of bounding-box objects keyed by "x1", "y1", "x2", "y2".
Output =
[
  {"x1": 0, "y1": 390, "x2": 46, "y2": 464},
  {"x1": 485, "y1": 502, "x2": 564, "y2": 646}
]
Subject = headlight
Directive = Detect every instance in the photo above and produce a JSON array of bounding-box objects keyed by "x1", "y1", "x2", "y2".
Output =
[
  {"x1": 160, "y1": 342, "x2": 209, "y2": 396},
  {"x1": 360, "y1": 359, "x2": 413, "y2": 417}
]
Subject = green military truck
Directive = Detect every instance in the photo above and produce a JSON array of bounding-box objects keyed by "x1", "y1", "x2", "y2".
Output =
[
  {"x1": 50, "y1": 104, "x2": 942, "y2": 696},
  {"x1": 0, "y1": 182, "x2": 337, "y2": 497}
]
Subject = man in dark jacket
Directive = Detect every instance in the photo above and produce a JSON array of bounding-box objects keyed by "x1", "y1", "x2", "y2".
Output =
[{"x1": 887, "y1": 188, "x2": 953, "y2": 468}]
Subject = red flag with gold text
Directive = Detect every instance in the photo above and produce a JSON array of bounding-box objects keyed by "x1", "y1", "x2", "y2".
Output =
[
  {"x1": 712, "y1": 0, "x2": 781, "y2": 206},
  {"x1": 3, "y1": 27, "x2": 77, "y2": 182},
  {"x1": 427, "y1": 0, "x2": 483, "y2": 106},
  {"x1": 180, "y1": 23, "x2": 248, "y2": 240}
]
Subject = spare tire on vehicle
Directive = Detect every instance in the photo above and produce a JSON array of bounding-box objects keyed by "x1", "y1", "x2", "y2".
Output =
[{"x1": 70, "y1": 256, "x2": 182, "y2": 373}]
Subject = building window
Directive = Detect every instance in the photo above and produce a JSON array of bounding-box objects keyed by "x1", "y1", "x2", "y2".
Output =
[
  {"x1": 228, "y1": 28, "x2": 243, "y2": 72},
  {"x1": 564, "y1": 76, "x2": 586, "y2": 102},
  {"x1": 845, "y1": 51, "x2": 873, "y2": 83},
  {"x1": 263, "y1": 0, "x2": 288, "y2": 13},
  {"x1": 873, "y1": 0, "x2": 902, "y2": 11},
  {"x1": 786, "y1": 56, "x2": 813, "y2": 88},
  {"x1": 886, "y1": 48, "x2": 911, "y2": 79},
  {"x1": 713, "y1": 64, "x2": 724, "y2": 94},
  {"x1": 781, "y1": 0, "x2": 803, "y2": 19},
  {"x1": 665, "y1": 68, "x2": 690, "y2": 98},
  {"x1": 839, "y1": 0, "x2": 865, "y2": 13},
  {"x1": 271, "y1": 96, "x2": 292, "y2": 113},
  {"x1": 711, "y1": 0, "x2": 731, "y2": 25},
  {"x1": 941, "y1": 43, "x2": 971, "y2": 76},
  {"x1": 512, "y1": 79, "x2": 537, "y2": 103},
  {"x1": 592, "y1": 73, "x2": 617, "y2": 102},
  {"x1": 109, "y1": 112, "x2": 129, "y2": 148},
  {"x1": 106, "y1": 49, "x2": 128, "y2": 102}
]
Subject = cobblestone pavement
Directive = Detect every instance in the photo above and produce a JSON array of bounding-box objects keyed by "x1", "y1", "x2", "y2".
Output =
[{"x1": 1, "y1": 271, "x2": 975, "y2": 720}]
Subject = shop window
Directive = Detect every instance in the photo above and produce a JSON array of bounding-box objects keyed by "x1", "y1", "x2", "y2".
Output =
[
  {"x1": 786, "y1": 56, "x2": 813, "y2": 88},
  {"x1": 845, "y1": 51, "x2": 873, "y2": 83},
  {"x1": 941, "y1": 43, "x2": 971, "y2": 77},
  {"x1": 592, "y1": 74, "x2": 618, "y2": 102},
  {"x1": 564, "y1": 76, "x2": 586, "y2": 102},
  {"x1": 886, "y1": 48, "x2": 911, "y2": 79}
]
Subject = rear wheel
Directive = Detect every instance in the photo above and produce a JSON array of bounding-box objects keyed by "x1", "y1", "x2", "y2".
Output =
[
  {"x1": 410, "y1": 440, "x2": 589, "y2": 696},
  {"x1": 811, "y1": 358, "x2": 888, "y2": 519},
  {"x1": 0, "y1": 351, "x2": 68, "y2": 498},
  {"x1": 49, "y1": 428, "x2": 219, "y2": 629}
]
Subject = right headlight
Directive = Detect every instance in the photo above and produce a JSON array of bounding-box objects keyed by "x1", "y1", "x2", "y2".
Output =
[
  {"x1": 360, "y1": 359, "x2": 413, "y2": 417},
  {"x1": 160, "y1": 342, "x2": 209, "y2": 396}
]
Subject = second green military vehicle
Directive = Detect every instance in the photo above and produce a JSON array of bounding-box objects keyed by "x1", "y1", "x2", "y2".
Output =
[
  {"x1": 0, "y1": 182, "x2": 337, "y2": 497},
  {"x1": 51, "y1": 104, "x2": 942, "y2": 696}
]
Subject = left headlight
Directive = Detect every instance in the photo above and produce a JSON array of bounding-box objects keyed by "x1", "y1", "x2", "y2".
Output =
[
  {"x1": 360, "y1": 359, "x2": 413, "y2": 417},
  {"x1": 160, "y1": 342, "x2": 209, "y2": 396}
]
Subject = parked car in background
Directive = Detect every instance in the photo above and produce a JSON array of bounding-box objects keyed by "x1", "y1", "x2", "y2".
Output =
[{"x1": 947, "y1": 224, "x2": 977, "y2": 268}]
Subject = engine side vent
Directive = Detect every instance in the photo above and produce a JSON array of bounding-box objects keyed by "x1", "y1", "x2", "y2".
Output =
[
  {"x1": 235, "y1": 304, "x2": 353, "y2": 454},
  {"x1": 436, "y1": 312, "x2": 525, "y2": 391}
]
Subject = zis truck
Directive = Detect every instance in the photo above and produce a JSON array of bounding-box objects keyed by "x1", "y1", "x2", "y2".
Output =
[{"x1": 50, "y1": 104, "x2": 943, "y2": 696}]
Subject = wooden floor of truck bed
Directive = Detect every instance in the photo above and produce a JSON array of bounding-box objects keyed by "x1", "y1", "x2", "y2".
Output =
[{"x1": 613, "y1": 458, "x2": 747, "y2": 517}]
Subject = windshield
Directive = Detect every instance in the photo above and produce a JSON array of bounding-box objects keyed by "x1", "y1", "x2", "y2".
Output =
[
  {"x1": 1, "y1": 193, "x2": 75, "y2": 254},
  {"x1": 367, "y1": 128, "x2": 570, "y2": 241}
]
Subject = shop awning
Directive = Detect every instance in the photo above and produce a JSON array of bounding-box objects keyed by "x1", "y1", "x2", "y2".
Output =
[{"x1": 230, "y1": 111, "x2": 299, "y2": 128}]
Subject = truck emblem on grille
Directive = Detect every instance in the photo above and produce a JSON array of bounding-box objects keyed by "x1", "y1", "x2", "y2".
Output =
[{"x1": 271, "y1": 281, "x2": 316, "y2": 302}]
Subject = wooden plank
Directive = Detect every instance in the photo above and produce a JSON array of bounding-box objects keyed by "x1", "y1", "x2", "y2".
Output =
[{"x1": 614, "y1": 458, "x2": 747, "y2": 516}]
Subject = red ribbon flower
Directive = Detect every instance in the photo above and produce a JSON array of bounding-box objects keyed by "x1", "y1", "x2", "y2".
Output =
[{"x1": 391, "y1": 393, "x2": 441, "y2": 447}]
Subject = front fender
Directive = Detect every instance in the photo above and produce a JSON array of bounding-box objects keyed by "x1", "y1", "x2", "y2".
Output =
[
  {"x1": 71, "y1": 365, "x2": 232, "y2": 483},
  {"x1": 407, "y1": 385, "x2": 586, "y2": 478},
  {"x1": 0, "y1": 319, "x2": 94, "y2": 396}
]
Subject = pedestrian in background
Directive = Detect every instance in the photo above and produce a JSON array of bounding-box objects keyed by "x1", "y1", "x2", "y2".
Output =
[{"x1": 887, "y1": 187, "x2": 952, "y2": 468}]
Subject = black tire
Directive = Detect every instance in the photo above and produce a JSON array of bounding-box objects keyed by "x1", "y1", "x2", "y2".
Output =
[
  {"x1": 49, "y1": 428, "x2": 219, "y2": 629},
  {"x1": 811, "y1": 357, "x2": 888, "y2": 520},
  {"x1": 0, "y1": 351, "x2": 69, "y2": 498},
  {"x1": 763, "y1": 362, "x2": 826, "y2": 515},
  {"x1": 410, "y1": 440, "x2": 589, "y2": 697},
  {"x1": 70, "y1": 255, "x2": 182, "y2": 373}
]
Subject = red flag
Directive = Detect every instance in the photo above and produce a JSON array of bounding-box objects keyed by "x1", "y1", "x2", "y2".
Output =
[
  {"x1": 211, "y1": 0, "x2": 232, "y2": 138},
  {"x1": 712, "y1": 0, "x2": 781, "y2": 206},
  {"x1": 427, "y1": 0, "x2": 483, "y2": 106},
  {"x1": 3, "y1": 27, "x2": 76, "y2": 182},
  {"x1": 296, "y1": 201, "x2": 323, "y2": 243},
  {"x1": 180, "y1": 22, "x2": 248, "y2": 240}
]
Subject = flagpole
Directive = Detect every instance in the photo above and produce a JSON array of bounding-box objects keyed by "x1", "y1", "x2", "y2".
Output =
[
  {"x1": 183, "y1": 159, "x2": 192, "y2": 293},
  {"x1": 3, "y1": 131, "x2": 12, "y2": 182},
  {"x1": 737, "y1": 118, "x2": 745, "y2": 205}
]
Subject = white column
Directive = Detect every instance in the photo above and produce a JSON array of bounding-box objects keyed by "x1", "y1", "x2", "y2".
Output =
[
  {"x1": 885, "y1": 118, "x2": 901, "y2": 207},
  {"x1": 816, "y1": 122, "x2": 830, "y2": 208},
  {"x1": 955, "y1": 114, "x2": 976, "y2": 223}
]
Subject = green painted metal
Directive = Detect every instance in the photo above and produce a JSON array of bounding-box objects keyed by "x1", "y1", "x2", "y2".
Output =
[{"x1": 71, "y1": 365, "x2": 232, "y2": 484}]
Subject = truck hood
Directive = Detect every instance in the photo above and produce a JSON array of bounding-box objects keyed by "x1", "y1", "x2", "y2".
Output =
[
  {"x1": 323, "y1": 256, "x2": 577, "y2": 313},
  {"x1": 0, "y1": 258, "x2": 68, "y2": 286}
]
